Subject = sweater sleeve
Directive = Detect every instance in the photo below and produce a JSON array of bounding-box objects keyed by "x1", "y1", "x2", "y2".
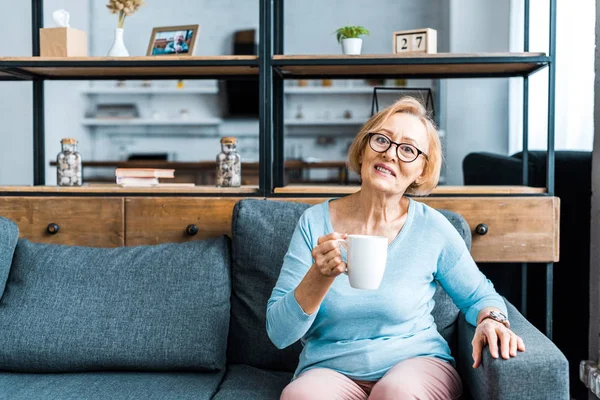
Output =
[
  {"x1": 434, "y1": 227, "x2": 507, "y2": 327},
  {"x1": 266, "y1": 213, "x2": 319, "y2": 349}
]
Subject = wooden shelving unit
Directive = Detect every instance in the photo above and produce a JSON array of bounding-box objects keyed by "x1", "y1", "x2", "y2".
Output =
[{"x1": 0, "y1": 0, "x2": 557, "y2": 339}]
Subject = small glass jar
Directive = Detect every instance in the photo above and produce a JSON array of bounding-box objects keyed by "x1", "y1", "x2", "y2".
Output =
[
  {"x1": 216, "y1": 137, "x2": 241, "y2": 187},
  {"x1": 57, "y1": 138, "x2": 82, "y2": 186}
]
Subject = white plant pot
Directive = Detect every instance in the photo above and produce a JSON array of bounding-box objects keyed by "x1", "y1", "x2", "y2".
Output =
[
  {"x1": 342, "y1": 38, "x2": 362, "y2": 55},
  {"x1": 108, "y1": 28, "x2": 130, "y2": 57}
]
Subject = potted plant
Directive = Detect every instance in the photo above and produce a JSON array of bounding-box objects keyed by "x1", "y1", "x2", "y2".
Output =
[
  {"x1": 335, "y1": 25, "x2": 370, "y2": 55},
  {"x1": 106, "y1": 0, "x2": 146, "y2": 56}
]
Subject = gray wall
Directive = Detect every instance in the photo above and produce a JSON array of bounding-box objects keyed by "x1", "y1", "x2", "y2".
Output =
[
  {"x1": 589, "y1": 0, "x2": 600, "y2": 398},
  {"x1": 445, "y1": 0, "x2": 510, "y2": 185},
  {"x1": 0, "y1": 2, "x2": 32, "y2": 185},
  {"x1": 0, "y1": 0, "x2": 87, "y2": 185},
  {"x1": 284, "y1": 0, "x2": 446, "y2": 54}
]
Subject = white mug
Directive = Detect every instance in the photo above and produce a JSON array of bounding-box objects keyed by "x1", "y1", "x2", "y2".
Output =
[{"x1": 336, "y1": 235, "x2": 388, "y2": 290}]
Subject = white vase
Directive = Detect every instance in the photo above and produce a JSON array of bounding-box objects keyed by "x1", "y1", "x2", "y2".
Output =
[
  {"x1": 342, "y1": 38, "x2": 362, "y2": 55},
  {"x1": 108, "y1": 28, "x2": 130, "y2": 57}
]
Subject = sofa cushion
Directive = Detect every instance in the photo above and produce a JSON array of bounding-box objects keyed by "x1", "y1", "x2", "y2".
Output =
[
  {"x1": 228, "y1": 199, "x2": 470, "y2": 372},
  {"x1": 0, "y1": 217, "x2": 19, "y2": 298},
  {"x1": 213, "y1": 364, "x2": 292, "y2": 400},
  {"x1": 0, "y1": 370, "x2": 225, "y2": 400},
  {"x1": 0, "y1": 236, "x2": 231, "y2": 372}
]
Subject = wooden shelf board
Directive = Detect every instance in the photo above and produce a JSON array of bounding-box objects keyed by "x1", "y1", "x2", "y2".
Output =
[
  {"x1": 285, "y1": 86, "x2": 384, "y2": 94},
  {"x1": 0, "y1": 185, "x2": 259, "y2": 194},
  {"x1": 80, "y1": 87, "x2": 218, "y2": 94},
  {"x1": 274, "y1": 185, "x2": 547, "y2": 195},
  {"x1": 0, "y1": 56, "x2": 259, "y2": 79},
  {"x1": 81, "y1": 118, "x2": 222, "y2": 126},
  {"x1": 274, "y1": 53, "x2": 548, "y2": 78},
  {"x1": 284, "y1": 119, "x2": 366, "y2": 126},
  {"x1": 49, "y1": 160, "x2": 349, "y2": 170}
]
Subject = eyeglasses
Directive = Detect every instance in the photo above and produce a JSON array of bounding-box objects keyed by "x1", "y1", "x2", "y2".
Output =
[{"x1": 368, "y1": 132, "x2": 428, "y2": 163}]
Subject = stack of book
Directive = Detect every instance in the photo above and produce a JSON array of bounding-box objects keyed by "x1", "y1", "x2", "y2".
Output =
[{"x1": 115, "y1": 168, "x2": 175, "y2": 187}]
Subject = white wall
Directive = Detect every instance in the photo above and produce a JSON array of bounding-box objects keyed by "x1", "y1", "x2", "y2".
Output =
[{"x1": 445, "y1": 0, "x2": 510, "y2": 185}]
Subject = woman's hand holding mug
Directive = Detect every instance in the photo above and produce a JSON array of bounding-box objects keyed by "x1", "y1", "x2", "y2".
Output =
[{"x1": 312, "y1": 232, "x2": 348, "y2": 278}]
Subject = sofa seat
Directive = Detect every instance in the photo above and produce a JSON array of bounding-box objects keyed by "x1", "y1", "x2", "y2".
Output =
[
  {"x1": 213, "y1": 364, "x2": 293, "y2": 400},
  {"x1": 0, "y1": 371, "x2": 225, "y2": 400}
]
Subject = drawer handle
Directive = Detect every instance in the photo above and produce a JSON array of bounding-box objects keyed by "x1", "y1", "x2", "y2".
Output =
[
  {"x1": 47, "y1": 223, "x2": 60, "y2": 235},
  {"x1": 475, "y1": 223, "x2": 488, "y2": 236},
  {"x1": 186, "y1": 224, "x2": 199, "y2": 236}
]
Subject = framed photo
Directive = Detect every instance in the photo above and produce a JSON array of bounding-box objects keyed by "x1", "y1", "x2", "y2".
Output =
[{"x1": 146, "y1": 25, "x2": 199, "y2": 56}]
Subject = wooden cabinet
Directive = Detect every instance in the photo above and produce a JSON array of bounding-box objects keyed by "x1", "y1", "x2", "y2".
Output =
[
  {"x1": 277, "y1": 197, "x2": 560, "y2": 263},
  {"x1": 0, "y1": 195, "x2": 560, "y2": 263},
  {"x1": 0, "y1": 197, "x2": 124, "y2": 247},
  {"x1": 124, "y1": 197, "x2": 254, "y2": 245},
  {"x1": 419, "y1": 197, "x2": 559, "y2": 262}
]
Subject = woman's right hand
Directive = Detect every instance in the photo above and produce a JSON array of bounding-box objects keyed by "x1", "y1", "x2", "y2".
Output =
[{"x1": 311, "y1": 232, "x2": 348, "y2": 278}]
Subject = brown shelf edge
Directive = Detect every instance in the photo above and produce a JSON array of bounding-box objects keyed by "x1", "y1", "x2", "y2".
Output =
[
  {"x1": 273, "y1": 52, "x2": 547, "y2": 60},
  {"x1": 0, "y1": 185, "x2": 260, "y2": 194},
  {"x1": 274, "y1": 185, "x2": 547, "y2": 195}
]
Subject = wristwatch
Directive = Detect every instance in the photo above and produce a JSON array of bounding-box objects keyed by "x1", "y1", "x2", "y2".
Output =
[{"x1": 479, "y1": 310, "x2": 510, "y2": 329}]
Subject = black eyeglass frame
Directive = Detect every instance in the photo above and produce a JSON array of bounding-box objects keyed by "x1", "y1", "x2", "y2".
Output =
[{"x1": 367, "y1": 132, "x2": 429, "y2": 163}]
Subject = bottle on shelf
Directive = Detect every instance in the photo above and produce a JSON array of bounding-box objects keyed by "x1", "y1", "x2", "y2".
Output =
[
  {"x1": 56, "y1": 138, "x2": 83, "y2": 186},
  {"x1": 216, "y1": 137, "x2": 241, "y2": 187}
]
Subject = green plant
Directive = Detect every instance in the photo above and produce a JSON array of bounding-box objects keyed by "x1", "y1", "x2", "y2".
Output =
[{"x1": 334, "y1": 26, "x2": 370, "y2": 43}]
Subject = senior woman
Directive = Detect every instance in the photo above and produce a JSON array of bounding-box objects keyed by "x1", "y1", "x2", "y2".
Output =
[{"x1": 266, "y1": 97, "x2": 525, "y2": 400}]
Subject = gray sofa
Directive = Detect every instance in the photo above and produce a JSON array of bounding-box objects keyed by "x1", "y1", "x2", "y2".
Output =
[{"x1": 0, "y1": 199, "x2": 569, "y2": 399}]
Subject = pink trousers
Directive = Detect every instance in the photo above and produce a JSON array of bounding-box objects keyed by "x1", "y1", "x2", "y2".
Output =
[{"x1": 280, "y1": 357, "x2": 462, "y2": 400}]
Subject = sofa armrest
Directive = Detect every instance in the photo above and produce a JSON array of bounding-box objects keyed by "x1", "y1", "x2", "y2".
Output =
[{"x1": 456, "y1": 301, "x2": 569, "y2": 400}]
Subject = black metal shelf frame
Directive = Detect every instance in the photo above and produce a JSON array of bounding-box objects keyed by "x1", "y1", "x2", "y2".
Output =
[{"x1": 22, "y1": 0, "x2": 556, "y2": 338}]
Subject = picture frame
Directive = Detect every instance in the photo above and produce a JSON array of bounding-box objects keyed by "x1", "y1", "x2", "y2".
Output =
[{"x1": 146, "y1": 24, "x2": 199, "y2": 56}]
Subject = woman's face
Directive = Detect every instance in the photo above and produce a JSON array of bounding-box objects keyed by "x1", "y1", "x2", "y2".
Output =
[{"x1": 359, "y1": 112, "x2": 429, "y2": 194}]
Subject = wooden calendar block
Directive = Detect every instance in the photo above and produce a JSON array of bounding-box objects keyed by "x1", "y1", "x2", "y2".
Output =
[{"x1": 393, "y1": 28, "x2": 437, "y2": 54}]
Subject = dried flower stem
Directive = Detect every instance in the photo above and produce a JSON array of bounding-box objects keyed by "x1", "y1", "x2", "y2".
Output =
[
  {"x1": 118, "y1": 10, "x2": 126, "y2": 28},
  {"x1": 107, "y1": 0, "x2": 145, "y2": 28}
]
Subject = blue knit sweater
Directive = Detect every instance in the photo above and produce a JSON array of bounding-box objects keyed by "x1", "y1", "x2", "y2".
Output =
[{"x1": 266, "y1": 198, "x2": 507, "y2": 381}]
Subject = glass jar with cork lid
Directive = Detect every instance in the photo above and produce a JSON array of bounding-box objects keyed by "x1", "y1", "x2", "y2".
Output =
[
  {"x1": 57, "y1": 138, "x2": 82, "y2": 186},
  {"x1": 216, "y1": 137, "x2": 241, "y2": 187}
]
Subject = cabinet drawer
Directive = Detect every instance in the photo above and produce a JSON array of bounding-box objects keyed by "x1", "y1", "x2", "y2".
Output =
[
  {"x1": 125, "y1": 197, "x2": 253, "y2": 246},
  {"x1": 276, "y1": 197, "x2": 560, "y2": 263},
  {"x1": 0, "y1": 197, "x2": 124, "y2": 247},
  {"x1": 420, "y1": 197, "x2": 559, "y2": 262}
]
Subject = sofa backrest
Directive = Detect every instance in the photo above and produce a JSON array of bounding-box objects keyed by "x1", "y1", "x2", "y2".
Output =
[
  {"x1": 0, "y1": 216, "x2": 232, "y2": 373},
  {"x1": 0, "y1": 217, "x2": 18, "y2": 297},
  {"x1": 227, "y1": 199, "x2": 470, "y2": 372}
]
